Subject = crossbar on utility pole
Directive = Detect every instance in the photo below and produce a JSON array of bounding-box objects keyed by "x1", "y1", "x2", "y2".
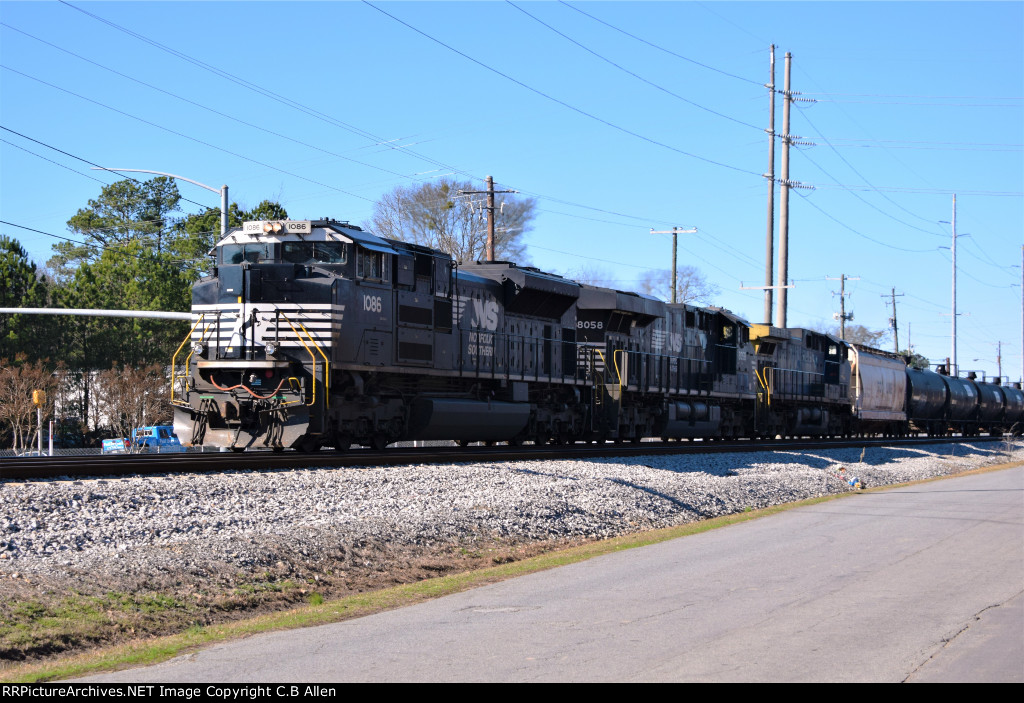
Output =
[
  {"x1": 459, "y1": 175, "x2": 517, "y2": 261},
  {"x1": 826, "y1": 274, "x2": 859, "y2": 340},
  {"x1": 651, "y1": 227, "x2": 698, "y2": 303}
]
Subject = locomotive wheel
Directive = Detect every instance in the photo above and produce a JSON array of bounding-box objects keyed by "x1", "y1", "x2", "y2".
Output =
[
  {"x1": 458, "y1": 440, "x2": 473, "y2": 448},
  {"x1": 334, "y1": 435, "x2": 352, "y2": 452},
  {"x1": 371, "y1": 433, "x2": 389, "y2": 451},
  {"x1": 298, "y1": 438, "x2": 321, "y2": 453}
]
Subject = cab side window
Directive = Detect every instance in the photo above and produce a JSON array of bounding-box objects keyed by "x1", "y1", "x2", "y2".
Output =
[{"x1": 357, "y1": 249, "x2": 390, "y2": 282}]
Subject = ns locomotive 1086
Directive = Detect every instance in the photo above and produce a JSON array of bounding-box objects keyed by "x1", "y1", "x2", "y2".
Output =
[{"x1": 171, "y1": 219, "x2": 1023, "y2": 451}]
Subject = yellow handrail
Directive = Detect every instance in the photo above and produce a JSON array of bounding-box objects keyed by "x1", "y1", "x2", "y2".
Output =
[
  {"x1": 282, "y1": 316, "x2": 319, "y2": 407},
  {"x1": 612, "y1": 348, "x2": 626, "y2": 389},
  {"x1": 171, "y1": 314, "x2": 205, "y2": 406},
  {"x1": 280, "y1": 313, "x2": 330, "y2": 408},
  {"x1": 756, "y1": 367, "x2": 772, "y2": 406},
  {"x1": 295, "y1": 317, "x2": 330, "y2": 407}
]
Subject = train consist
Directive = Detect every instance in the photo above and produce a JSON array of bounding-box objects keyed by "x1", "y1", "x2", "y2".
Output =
[{"x1": 171, "y1": 219, "x2": 1023, "y2": 451}]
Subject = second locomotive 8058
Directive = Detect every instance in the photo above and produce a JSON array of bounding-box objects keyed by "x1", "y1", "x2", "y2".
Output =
[{"x1": 171, "y1": 219, "x2": 1023, "y2": 451}]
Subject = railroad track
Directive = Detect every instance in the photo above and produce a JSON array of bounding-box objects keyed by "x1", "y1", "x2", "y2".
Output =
[{"x1": 0, "y1": 435, "x2": 1006, "y2": 480}]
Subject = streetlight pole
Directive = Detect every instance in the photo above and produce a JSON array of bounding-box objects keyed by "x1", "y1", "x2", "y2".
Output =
[{"x1": 92, "y1": 168, "x2": 229, "y2": 236}]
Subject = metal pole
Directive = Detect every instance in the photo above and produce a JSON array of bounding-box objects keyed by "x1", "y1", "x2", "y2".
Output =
[
  {"x1": 91, "y1": 168, "x2": 228, "y2": 236},
  {"x1": 0, "y1": 307, "x2": 191, "y2": 320},
  {"x1": 672, "y1": 230, "x2": 678, "y2": 304},
  {"x1": 840, "y1": 275, "x2": 846, "y2": 339},
  {"x1": 952, "y1": 194, "x2": 957, "y2": 376},
  {"x1": 486, "y1": 176, "x2": 495, "y2": 262},
  {"x1": 775, "y1": 52, "x2": 792, "y2": 329},
  {"x1": 221, "y1": 185, "x2": 229, "y2": 237},
  {"x1": 891, "y1": 287, "x2": 900, "y2": 354},
  {"x1": 764, "y1": 44, "x2": 776, "y2": 324}
]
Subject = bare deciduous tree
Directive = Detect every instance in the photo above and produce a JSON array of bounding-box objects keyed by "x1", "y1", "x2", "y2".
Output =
[
  {"x1": 93, "y1": 364, "x2": 170, "y2": 451},
  {"x1": 367, "y1": 179, "x2": 535, "y2": 263},
  {"x1": 0, "y1": 356, "x2": 58, "y2": 452},
  {"x1": 638, "y1": 266, "x2": 720, "y2": 305},
  {"x1": 812, "y1": 322, "x2": 889, "y2": 347}
]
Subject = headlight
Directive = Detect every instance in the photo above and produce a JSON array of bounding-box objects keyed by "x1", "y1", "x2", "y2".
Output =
[
  {"x1": 265, "y1": 341, "x2": 278, "y2": 356},
  {"x1": 191, "y1": 342, "x2": 206, "y2": 355}
]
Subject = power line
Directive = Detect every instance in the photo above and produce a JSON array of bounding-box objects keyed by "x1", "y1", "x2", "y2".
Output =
[
  {"x1": 47, "y1": 3, "x2": 702, "y2": 232},
  {"x1": 1, "y1": 66, "x2": 376, "y2": 203},
  {"x1": 362, "y1": 1, "x2": 761, "y2": 177},
  {"x1": 794, "y1": 190, "x2": 938, "y2": 254},
  {"x1": 0, "y1": 137, "x2": 109, "y2": 185},
  {"x1": 800, "y1": 92, "x2": 1023, "y2": 100},
  {"x1": 796, "y1": 107, "x2": 948, "y2": 230},
  {"x1": 0, "y1": 125, "x2": 212, "y2": 211},
  {"x1": 507, "y1": 1, "x2": 762, "y2": 131},
  {"x1": 0, "y1": 22, "x2": 433, "y2": 188},
  {"x1": 820, "y1": 137, "x2": 1022, "y2": 152},
  {"x1": 1, "y1": 220, "x2": 86, "y2": 246},
  {"x1": 558, "y1": 1, "x2": 763, "y2": 86}
]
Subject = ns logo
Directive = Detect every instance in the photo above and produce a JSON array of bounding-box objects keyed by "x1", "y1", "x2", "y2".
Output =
[{"x1": 470, "y1": 299, "x2": 499, "y2": 331}]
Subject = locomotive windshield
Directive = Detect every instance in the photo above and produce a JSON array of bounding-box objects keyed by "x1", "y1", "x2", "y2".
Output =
[
  {"x1": 221, "y1": 243, "x2": 270, "y2": 264},
  {"x1": 282, "y1": 241, "x2": 348, "y2": 265}
]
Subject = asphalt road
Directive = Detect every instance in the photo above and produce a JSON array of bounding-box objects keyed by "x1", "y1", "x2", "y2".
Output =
[{"x1": 84, "y1": 466, "x2": 1023, "y2": 682}]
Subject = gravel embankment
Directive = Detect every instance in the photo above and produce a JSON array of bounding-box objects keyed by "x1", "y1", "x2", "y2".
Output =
[{"x1": 1, "y1": 441, "x2": 1020, "y2": 585}]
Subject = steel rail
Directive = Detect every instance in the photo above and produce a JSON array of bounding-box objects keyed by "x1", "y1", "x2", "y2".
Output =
[{"x1": 0, "y1": 435, "x2": 1006, "y2": 481}]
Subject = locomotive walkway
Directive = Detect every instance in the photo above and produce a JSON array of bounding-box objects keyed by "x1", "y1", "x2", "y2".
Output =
[{"x1": 81, "y1": 465, "x2": 1023, "y2": 682}]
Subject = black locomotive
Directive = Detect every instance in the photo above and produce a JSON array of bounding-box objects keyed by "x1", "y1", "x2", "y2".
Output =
[{"x1": 171, "y1": 219, "x2": 1023, "y2": 451}]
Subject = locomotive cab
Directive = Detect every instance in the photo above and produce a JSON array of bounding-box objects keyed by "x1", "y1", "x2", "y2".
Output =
[{"x1": 174, "y1": 219, "x2": 394, "y2": 450}]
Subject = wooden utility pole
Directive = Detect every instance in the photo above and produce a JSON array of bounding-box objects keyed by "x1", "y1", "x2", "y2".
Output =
[
  {"x1": 884, "y1": 287, "x2": 904, "y2": 353},
  {"x1": 826, "y1": 274, "x2": 859, "y2": 340},
  {"x1": 459, "y1": 176, "x2": 517, "y2": 261},
  {"x1": 651, "y1": 227, "x2": 698, "y2": 303}
]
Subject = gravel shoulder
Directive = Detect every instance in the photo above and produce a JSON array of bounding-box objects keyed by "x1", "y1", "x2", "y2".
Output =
[{"x1": 1, "y1": 440, "x2": 1020, "y2": 665}]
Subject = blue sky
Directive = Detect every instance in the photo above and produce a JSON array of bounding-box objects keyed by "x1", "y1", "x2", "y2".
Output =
[{"x1": 1, "y1": 1, "x2": 1021, "y2": 378}]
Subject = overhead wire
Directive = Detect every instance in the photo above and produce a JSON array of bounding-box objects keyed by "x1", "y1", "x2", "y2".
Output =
[
  {"x1": 361, "y1": 1, "x2": 761, "y2": 177},
  {"x1": 0, "y1": 125, "x2": 212, "y2": 211},
  {"x1": 507, "y1": 1, "x2": 763, "y2": 131},
  {"x1": 558, "y1": 1, "x2": 763, "y2": 86},
  {"x1": 0, "y1": 22, "x2": 439, "y2": 189},
  {"x1": 0, "y1": 137, "x2": 110, "y2": 185},
  {"x1": 48, "y1": 2, "x2": 693, "y2": 231},
  {"x1": 796, "y1": 108, "x2": 950, "y2": 234},
  {"x1": 794, "y1": 189, "x2": 938, "y2": 254},
  {"x1": 1, "y1": 66, "x2": 376, "y2": 203}
]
